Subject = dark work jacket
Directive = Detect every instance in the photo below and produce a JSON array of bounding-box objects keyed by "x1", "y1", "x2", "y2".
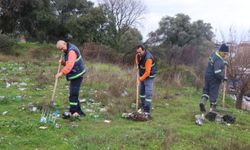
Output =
[
  {"x1": 64, "y1": 43, "x2": 85, "y2": 80},
  {"x1": 205, "y1": 51, "x2": 225, "y2": 82},
  {"x1": 137, "y1": 50, "x2": 156, "y2": 79}
]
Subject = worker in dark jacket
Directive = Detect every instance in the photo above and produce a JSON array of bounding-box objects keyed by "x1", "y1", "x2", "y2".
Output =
[
  {"x1": 135, "y1": 45, "x2": 156, "y2": 117},
  {"x1": 199, "y1": 43, "x2": 229, "y2": 112},
  {"x1": 56, "y1": 40, "x2": 86, "y2": 118}
]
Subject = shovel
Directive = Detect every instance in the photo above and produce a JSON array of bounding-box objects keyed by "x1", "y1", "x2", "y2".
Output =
[
  {"x1": 222, "y1": 64, "x2": 227, "y2": 110},
  {"x1": 216, "y1": 64, "x2": 232, "y2": 113},
  {"x1": 40, "y1": 54, "x2": 62, "y2": 124},
  {"x1": 136, "y1": 71, "x2": 139, "y2": 111}
]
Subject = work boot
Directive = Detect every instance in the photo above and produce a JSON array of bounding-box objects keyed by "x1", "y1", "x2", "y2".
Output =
[
  {"x1": 62, "y1": 111, "x2": 71, "y2": 119},
  {"x1": 199, "y1": 96, "x2": 208, "y2": 112},
  {"x1": 144, "y1": 112, "x2": 152, "y2": 120},
  {"x1": 78, "y1": 111, "x2": 86, "y2": 117},
  {"x1": 210, "y1": 104, "x2": 217, "y2": 112},
  {"x1": 199, "y1": 103, "x2": 206, "y2": 112}
]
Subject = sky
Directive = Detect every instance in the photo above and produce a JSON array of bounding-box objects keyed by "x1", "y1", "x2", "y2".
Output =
[{"x1": 90, "y1": 0, "x2": 250, "y2": 42}]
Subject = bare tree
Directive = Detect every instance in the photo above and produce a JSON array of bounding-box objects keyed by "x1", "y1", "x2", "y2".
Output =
[
  {"x1": 99, "y1": 0, "x2": 146, "y2": 51},
  {"x1": 101, "y1": 0, "x2": 146, "y2": 33},
  {"x1": 228, "y1": 42, "x2": 250, "y2": 109}
]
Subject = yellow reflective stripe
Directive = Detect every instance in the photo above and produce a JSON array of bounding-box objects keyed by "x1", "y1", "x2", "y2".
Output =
[
  {"x1": 140, "y1": 95, "x2": 146, "y2": 98},
  {"x1": 145, "y1": 99, "x2": 152, "y2": 102},
  {"x1": 216, "y1": 51, "x2": 224, "y2": 61},
  {"x1": 68, "y1": 69, "x2": 86, "y2": 80}
]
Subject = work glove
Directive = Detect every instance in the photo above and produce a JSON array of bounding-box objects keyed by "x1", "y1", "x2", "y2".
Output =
[{"x1": 223, "y1": 76, "x2": 228, "y2": 82}]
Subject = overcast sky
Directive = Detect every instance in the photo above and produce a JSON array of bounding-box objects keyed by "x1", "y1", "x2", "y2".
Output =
[{"x1": 90, "y1": 0, "x2": 250, "y2": 42}]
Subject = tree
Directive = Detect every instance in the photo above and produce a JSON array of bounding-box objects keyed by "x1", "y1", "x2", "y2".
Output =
[
  {"x1": 146, "y1": 13, "x2": 214, "y2": 67},
  {"x1": 228, "y1": 42, "x2": 250, "y2": 109},
  {"x1": 99, "y1": 0, "x2": 146, "y2": 51},
  {"x1": 119, "y1": 27, "x2": 142, "y2": 52},
  {"x1": 0, "y1": 0, "x2": 58, "y2": 41}
]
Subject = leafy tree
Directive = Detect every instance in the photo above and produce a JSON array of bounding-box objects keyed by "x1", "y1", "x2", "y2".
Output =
[
  {"x1": 146, "y1": 13, "x2": 214, "y2": 66},
  {"x1": 119, "y1": 27, "x2": 142, "y2": 52}
]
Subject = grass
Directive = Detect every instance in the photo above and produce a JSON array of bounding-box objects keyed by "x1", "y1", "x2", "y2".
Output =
[{"x1": 1, "y1": 43, "x2": 250, "y2": 149}]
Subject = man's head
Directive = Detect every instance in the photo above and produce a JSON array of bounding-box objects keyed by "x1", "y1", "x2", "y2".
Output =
[
  {"x1": 56, "y1": 40, "x2": 67, "y2": 52},
  {"x1": 218, "y1": 43, "x2": 229, "y2": 59},
  {"x1": 136, "y1": 45, "x2": 146, "y2": 56}
]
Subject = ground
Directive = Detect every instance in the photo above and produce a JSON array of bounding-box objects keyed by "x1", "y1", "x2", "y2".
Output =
[{"x1": 0, "y1": 43, "x2": 250, "y2": 150}]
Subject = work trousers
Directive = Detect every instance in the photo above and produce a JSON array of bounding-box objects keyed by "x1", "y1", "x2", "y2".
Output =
[
  {"x1": 203, "y1": 76, "x2": 221, "y2": 104},
  {"x1": 69, "y1": 76, "x2": 84, "y2": 115},
  {"x1": 139, "y1": 77, "x2": 154, "y2": 113}
]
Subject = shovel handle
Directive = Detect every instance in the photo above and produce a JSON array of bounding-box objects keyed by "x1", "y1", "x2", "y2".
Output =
[
  {"x1": 222, "y1": 65, "x2": 227, "y2": 109},
  {"x1": 136, "y1": 70, "x2": 139, "y2": 111},
  {"x1": 51, "y1": 54, "x2": 63, "y2": 104}
]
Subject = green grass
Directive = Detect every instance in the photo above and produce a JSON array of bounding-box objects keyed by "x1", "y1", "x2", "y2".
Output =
[{"x1": 1, "y1": 44, "x2": 250, "y2": 149}]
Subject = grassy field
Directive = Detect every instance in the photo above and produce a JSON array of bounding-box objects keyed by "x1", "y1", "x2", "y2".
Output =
[{"x1": 1, "y1": 43, "x2": 250, "y2": 150}]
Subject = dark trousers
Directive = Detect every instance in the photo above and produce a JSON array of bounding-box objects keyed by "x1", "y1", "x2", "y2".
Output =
[
  {"x1": 69, "y1": 76, "x2": 84, "y2": 114},
  {"x1": 203, "y1": 76, "x2": 221, "y2": 104}
]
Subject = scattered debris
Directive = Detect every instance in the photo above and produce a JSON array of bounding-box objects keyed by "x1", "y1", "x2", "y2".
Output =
[
  {"x1": 19, "y1": 88, "x2": 26, "y2": 91},
  {"x1": 54, "y1": 123, "x2": 61, "y2": 129},
  {"x1": 39, "y1": 126, "x2": 48, "y2": 130},
  {"x1": 70, "y1": 123, "x2": 79, "y2": 128},
  {"x1": 40, "y1": 116, "x2": 47, "y2": 123},
  {"x1": 85, "y1": 109, "x2": 95, "y2": 113},
  {"x1": 131, "y1": 103, "x2": 136, "y2": 108},
  {"x1": 6, "y1": 82, "x2": 10, "y2": 88},
  {"x1": 35, "y1": 88, "x2": 42, "y2": 91},
  {"x1": 79, "y1": 99, "x2": 86, "y2": 103},
  {"x1": 121, "y1": 90, "x2": 128, "y2": 97},
  {"x1": 104, "y1": 120, "x2": 111, "y2": 123},
  {"x1": 195, "y1": 114, "x2": 205, "y2": 126},
  {"x1": 2, "y1": 111, "x2": 8, "y2": 116},
  {"x1": 195, "y1": 111, "x2": 236, "y2": 126},
  {"x1": 19, "y1": 82, "x2": 27, "y2": 86},
  {"x1": 87, "y1": 99, "x2": 95, "y2": 103},
  {"x1": 122, "y1": 112, "x2": 151, "y2": 121},
  {"x1": 19, "y1": 67, "x2": 24, "y2": 70},
  {"x1": 99, "y1": 107, "x2": 107, "y2": 112},
  {"x1": 0, "y1": 96, "x2": 5, "y2": 100}
]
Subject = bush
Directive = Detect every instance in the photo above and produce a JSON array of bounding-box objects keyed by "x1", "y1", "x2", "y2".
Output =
[{"x1": 0, "y1": 34, "x2": 17, "y2": 55}]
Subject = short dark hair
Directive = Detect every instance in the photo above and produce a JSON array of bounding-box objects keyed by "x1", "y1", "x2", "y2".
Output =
[{"x1": 137, "y1": 45, "x2": 145, "y2": 50}]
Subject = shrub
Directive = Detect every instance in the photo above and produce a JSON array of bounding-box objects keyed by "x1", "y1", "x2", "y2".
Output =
[{"x1": 0, "y1": 34, "x2": 17, "y2": 55}]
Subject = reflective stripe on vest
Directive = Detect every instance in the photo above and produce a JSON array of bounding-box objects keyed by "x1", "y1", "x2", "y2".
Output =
[
  {"x1": 149, "y1": 74, "x2": 156, "y2": 78},
  {"x1": 76, "y1": 56, "x2": 82, "y2": 62},
  {"x1": 68, "y1": 69, "x2": 86, "y2": 80},
  {"x1": 140, "y1": 95, "x2": 146, "y2": 98},
  {"x1": 139, "y1": 63, "x2": 156, "y2": 70},
  {"x1": 70, "y1": 102, "x2": 78, "y2": 106}
]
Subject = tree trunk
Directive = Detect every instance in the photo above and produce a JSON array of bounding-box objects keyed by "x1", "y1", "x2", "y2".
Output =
[{"x1": 236, "y1": 92, "x2": 243, "y2": 109}]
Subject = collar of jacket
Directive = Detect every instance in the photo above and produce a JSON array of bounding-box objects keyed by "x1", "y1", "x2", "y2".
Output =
[{"x1": 216, "y1": 51, "x2": 224, "y2": 61}]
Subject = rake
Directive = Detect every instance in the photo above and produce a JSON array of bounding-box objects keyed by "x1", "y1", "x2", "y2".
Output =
[{"x1": 40, "y1": 54, "x2": 62, "y2": 124}]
